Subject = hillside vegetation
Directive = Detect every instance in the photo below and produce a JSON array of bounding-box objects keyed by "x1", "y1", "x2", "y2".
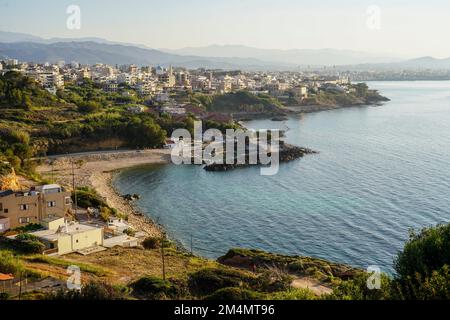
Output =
[
  {"x1": 1, "y1": 223, "x2": 449, "y2": 300},
  {"x1": 302, "y1": 83, "x2": 389, "y2": 107},
  {"x1": 0, "y1": 72, "x2": 231, "y2": 176},
  {"x1": 192, "y1": 91, "x2": 287, "y2": 117}
]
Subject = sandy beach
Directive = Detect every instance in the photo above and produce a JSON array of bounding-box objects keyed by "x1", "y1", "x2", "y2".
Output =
[{"x1": 36, "y1": 149, "x2": 172, "y2": 237}]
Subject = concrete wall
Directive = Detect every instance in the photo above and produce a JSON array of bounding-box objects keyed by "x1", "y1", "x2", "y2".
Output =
[
  {"x1": 54, "y1": 228, "x2": 104, "y2": 255},
  {"x1": 0, "y1": 217, "x2": 10, "y2": 232},
  {"x1": 42, "y1": 218, "x2": 66, "y2": 231},
  {"x1": 57, "y1": 235, "x2": 73, "y2": 255},
  {"x1": 71, "y1": 228, "x2": 103, "y2": 252}
]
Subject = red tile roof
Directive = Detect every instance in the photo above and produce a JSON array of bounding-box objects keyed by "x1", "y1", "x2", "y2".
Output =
[{"x1": 0, "y1": 273, "x2": 14, "y2": 281}]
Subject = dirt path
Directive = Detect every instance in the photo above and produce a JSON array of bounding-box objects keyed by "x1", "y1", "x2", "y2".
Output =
[{"x1": 291, "y1": 277, "x2": 333, "y2": 295}]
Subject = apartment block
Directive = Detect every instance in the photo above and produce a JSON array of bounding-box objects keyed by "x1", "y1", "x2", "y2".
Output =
[{"x1": 0, "y1": 184, "x2": 72, "y2": 230}]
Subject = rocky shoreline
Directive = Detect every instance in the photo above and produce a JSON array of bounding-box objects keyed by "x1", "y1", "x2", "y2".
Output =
[
  {"x1": 204, "y1": 144, "x2": 318, "y2": 172},
  {"x1": 36, "y1": 149, "x2": 172, "y2": 238}
]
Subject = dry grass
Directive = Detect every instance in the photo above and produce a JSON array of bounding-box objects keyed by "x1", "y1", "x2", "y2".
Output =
[{"x1": 21, "y1": 246, "x2": 221, "y2": 286}]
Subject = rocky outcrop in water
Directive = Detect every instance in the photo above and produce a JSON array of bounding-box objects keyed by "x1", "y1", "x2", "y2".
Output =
[{"x1": 204, "y1": 144, "x2": 318, "y2": 172}]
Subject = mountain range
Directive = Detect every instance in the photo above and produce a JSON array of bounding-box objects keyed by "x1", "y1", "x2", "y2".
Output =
[
  {"x1": 1, "y1": 31, "x2": 450, "y2": 70},
  {"x1": 162, "y1": 45, "x2": 404, "y2": 66}
]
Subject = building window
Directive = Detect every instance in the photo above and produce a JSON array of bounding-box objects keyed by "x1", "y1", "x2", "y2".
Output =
[
  {"x1": 65, "y1": 197, "x2": 72, "y2": 205},
  {"x1": 4, "y1": 209, "x2": 8, "y2": 213},
  {"x1": 48, "y1": 214, "x2": 56, "y2": 218},
  {"x1": 19, "y1": 204, "x2": 29, "y2": 211},
  {"x1": 48, "y1": 201, "x2": 57, "y2": 207},
  {"x1": 0, "y1": 203, "x2": 3, "y2": 211},
  {"x1": 18, "y1": 217, "x2": 31, "y2": 224}
]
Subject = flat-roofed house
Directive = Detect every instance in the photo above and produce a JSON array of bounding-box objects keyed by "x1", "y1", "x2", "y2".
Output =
[
  {"x1": 0, "y1": 185, "x2": 72, "y2": 230},
  {"x1": 30, "y1": 222, "x2": 104, "y2": 255}
]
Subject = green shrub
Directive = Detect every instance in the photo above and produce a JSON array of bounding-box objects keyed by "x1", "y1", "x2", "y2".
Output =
[
  {"x1": 73, "y1": 188, "x2": 107, "y2": 209},
  {"x1": 394, "y1": 224, "x2": 450, "y2": 280},
  {"x1": 188, "y1": 268, "x2": 256, "y2": 296},
  {"x1": 13, "y1": 223, "x2": 43, "y2": 233},
  {"x1": 47, "y1": 281, "x2": 125, "y2": 300},
  {"x1": 270, "y1": 288, "x2": 317, "y2": 300},
  {"x1": 0, "y1": 250, "x2": 24, "y2": 275},
  {"x1": 15, "y1": 233, "x2": 39, "y2": 241},
  {"x1": 392, "y1": 224, "x2": 450, "y2": 300},
  {"x1": 324, "y1": 273, "x2": 392, "y2": 300},
  {"x1": 254, "y1": 269, "x2": 293, "y2": 293},
  {"x1": 123, "y1": 228, "x2": 136, "y2": 237},
  {"x1": 392, "y1": 264, "x2": 450, "y2": 300},
  {"x1": 99, "y1": 206, "x2": 113, "y2": 222},
  {"x1": 131, "y1": 276, "x2": 185, "y2": 299},
  {"x1": 77, "y1": 101, "x2": 101, "y2": 113},
  {"x1": 142, "y1": 237, "x2": 161, "y2": 250},
  {"x1": 0, "y1": 292, "x2": 10, "y2": 300},
  {"x1": 0, "y1": 237, "x2": 45, "y2": 254},
  {"x1": 205, "y1": 287, "x2": 265, "y2": 300}
]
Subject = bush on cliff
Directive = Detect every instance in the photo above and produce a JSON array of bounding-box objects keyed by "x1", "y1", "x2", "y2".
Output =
[
  {"x1": 324, "y1": 272, "x2": 393, "y2": 300},
  {"x1": 0, "y1": 250, "x2": 24, "y2": 275},
  {"x1": 205, "y1": 287, "x2": 265, "y2": 300},
  {"x1": 188, "y1": 267, "x2": 257, "y2": 296},
  {"x1": 47, "y1": 281, "x2": 126, "y2": 300},
  {"x1": 394, "y1": 224, "x2": 450, "y2": 281},
  {"x1": 0, "y1": 236, "x2": 45, "y2": 254},
  {"x1": 73, "y1": 187, "x2": 107, "y2": 209},
  {"x1": 270, "y1": 288, "x2": 317, "y2": 300},
  {"x1": 392, "y1": 223, "x2": 450, "y2": 299},
  {"x1": 131, "y1": 276, "x2": 186, "y2": 299},
  {"x1": 142, "y1": 237, "x2": 161, "y2": 249}
]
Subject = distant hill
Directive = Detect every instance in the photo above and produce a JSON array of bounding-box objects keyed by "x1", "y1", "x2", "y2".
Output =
[
  {"x1": 0, "y1": 31, "x2": 44, "y2": 43},
  {"x1": 163, "y1": 45, "x2": 403, "y2": 66},
  {"x1": 338, "y1": 56, "x2": 450, "y2": 71},
  {"x1": 0, "y1": 41, "x2": 293, "y2": 70},
  {"x1": 0, "y1": 30, "x2": 150, "y2": 48},
  {"x1": 393, "y1": 56, "x2": 450, "y2": 69},
  {"x1": 2, "y1": 31, "x2": 449, "y2": 70}
]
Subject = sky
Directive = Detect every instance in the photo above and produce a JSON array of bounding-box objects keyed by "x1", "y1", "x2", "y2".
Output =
[{"x1": 0, "y1": 0, "x2": 449, "y2": 58}]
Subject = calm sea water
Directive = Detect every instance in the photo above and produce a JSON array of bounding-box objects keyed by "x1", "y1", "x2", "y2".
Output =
[{"x1": 114, "y1": 81, "x2": 450, "y2": 273}]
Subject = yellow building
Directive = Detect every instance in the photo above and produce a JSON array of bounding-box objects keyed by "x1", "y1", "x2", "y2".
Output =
[{"x1": 30, "y1": 222, "x2": 104, "y2": 256}]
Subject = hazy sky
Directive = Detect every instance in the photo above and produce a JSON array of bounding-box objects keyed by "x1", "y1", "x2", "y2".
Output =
[{"x1": 1, "y1": 0, "x2": 449, "y2": 58}]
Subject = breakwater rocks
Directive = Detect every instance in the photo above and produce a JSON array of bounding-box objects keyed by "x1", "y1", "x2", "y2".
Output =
[{"x1": 204, "y1": 144, "x2": 318, "y2": 172}]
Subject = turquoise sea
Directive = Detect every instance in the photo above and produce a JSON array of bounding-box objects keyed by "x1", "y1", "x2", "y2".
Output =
[{"x1": 114, "y1": 81, "x2": 450, "y2": 273}]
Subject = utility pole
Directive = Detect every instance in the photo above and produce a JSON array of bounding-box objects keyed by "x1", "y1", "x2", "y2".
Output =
[
  {"x1": 71, "y1": 159, "x2": 78, "y2": 215},
  {"x1": 51, "y1": 161, "x2": 54, "y2": 183},
  {"x1": 18, "y1": 271, "x2": 22, "y2": 300},
  {"x1": 161, "y1": 236, "x2": 166, "y2": 281}
]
